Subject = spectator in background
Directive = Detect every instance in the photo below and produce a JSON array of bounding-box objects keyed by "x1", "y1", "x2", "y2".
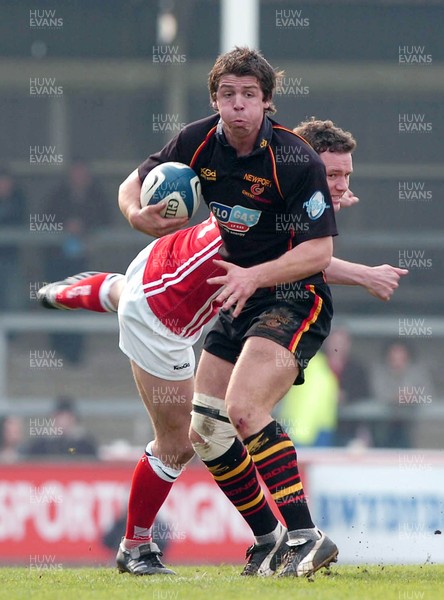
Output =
[
  {"x1": 0, "y1": 415, "x2": 26, "y2": 463},
  {"x1": 277, "y1": 352, "x2": 339, "y2": 447},
  {"x1": 0, "y1": 167, "x2": 27, "y2": 310},
  {"x1": 26, "y1": 395, "x2": 98, "y2": 458},
  {"x1": 371, "y1": 341, "x2": 436, "y2": 448},
  {"x1": 43, "y1": 160, "x2": 109, "y2": 364},
  {"x1": 323, "y1": 328, "x2": 372, "y2": 447}
]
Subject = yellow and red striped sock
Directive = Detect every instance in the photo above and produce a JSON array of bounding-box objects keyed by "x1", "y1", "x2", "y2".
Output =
[
  {"x1": 245, "y1": 421, "x2": 314, "y2": 531},
  {"x1": 204, "y1": 438, "x2": 278, "y2": 536}
]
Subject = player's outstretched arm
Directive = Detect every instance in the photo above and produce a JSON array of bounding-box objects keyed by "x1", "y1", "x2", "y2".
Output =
[
  {"x1": 326, "y1": 257, "x2": 408, "y2": 301},
  {"x1": 118, "y1": 168, "x2": 188, "y2": 237}
]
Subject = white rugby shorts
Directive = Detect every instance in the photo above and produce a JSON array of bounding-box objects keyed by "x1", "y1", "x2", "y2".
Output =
[{"x1": 118, "y1": 242, "x2": 201, "y2": 380}]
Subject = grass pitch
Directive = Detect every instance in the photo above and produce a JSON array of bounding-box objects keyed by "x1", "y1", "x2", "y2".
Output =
[{"x1": 1, "y1": 564, "x2": 443, "y2": 600}]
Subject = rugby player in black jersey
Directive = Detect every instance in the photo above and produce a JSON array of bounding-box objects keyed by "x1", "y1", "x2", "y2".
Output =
[{"x1": 115, "y1": 47, "x2": 407, "y2": 578}]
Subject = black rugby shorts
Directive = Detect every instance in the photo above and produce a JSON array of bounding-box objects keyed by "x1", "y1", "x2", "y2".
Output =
[{"x1": 203, "y1": 283, "x2": 333, "y2": 385}]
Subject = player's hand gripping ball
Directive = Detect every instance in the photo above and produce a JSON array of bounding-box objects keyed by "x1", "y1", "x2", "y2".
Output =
[{"x1": 140, "y1": 162, "x2": 202, "y2": 219}]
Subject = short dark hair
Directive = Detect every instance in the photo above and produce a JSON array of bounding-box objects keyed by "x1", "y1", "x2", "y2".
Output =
[
  {"x1": 293, "y1": 118, "x2": 357, "y2": 154},
  {"x1": 208, "y1": 46, "x2": 283, "y2": 114}
]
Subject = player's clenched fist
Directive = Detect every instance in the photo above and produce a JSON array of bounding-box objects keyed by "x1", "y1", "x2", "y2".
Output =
[{"x1": 365, "y1": 264, "x2": 409, "y2": 301}]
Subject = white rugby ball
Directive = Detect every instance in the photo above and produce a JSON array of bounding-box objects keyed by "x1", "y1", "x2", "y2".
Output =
[{"x1": 140, "y1": 162, "x2": 202, "y2": 218}]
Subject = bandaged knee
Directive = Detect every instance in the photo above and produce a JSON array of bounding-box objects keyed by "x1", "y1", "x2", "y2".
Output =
[{"x1": 190, "y1": 393, "x2": 237, "y2": 461}]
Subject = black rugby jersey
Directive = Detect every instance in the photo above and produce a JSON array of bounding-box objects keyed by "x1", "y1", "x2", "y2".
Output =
[{"x1": 139, "y1": 114, "x2": 337, "y2": 274}]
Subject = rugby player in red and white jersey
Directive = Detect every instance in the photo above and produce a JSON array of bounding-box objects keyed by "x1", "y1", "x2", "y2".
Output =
[
  {"x1": 39, "y1": 119, "x2": 407, "y2": 577},
  {"x1": 39, "y1": 213, "x2": 225, "y2": 576}
]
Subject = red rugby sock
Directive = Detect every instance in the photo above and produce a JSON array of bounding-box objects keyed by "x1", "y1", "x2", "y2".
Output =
[
  {"x1": 55, "y1": 272, "x2": 118, "y2": 312},
  {"x1": 124, "y1": 454, "x2": 174, "y2": 547}
]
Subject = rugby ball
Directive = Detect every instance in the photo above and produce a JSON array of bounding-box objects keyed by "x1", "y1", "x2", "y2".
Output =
[{"x1": 140, "y1": 162, "x2": 202, "y2": 218}]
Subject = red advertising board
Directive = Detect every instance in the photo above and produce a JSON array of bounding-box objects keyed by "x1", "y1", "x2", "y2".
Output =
[
  {"x1": 0, "y1": 462, "x2": 131, "y2": 565},
  {"x1": 0, "y1": 461, "x2": 296, "y2": 566}
]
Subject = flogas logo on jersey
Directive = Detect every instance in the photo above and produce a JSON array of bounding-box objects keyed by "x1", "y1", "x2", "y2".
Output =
[
  {"x1": 303, "y1": 191, "x2": 329, "y2": 220},
  {"x1": 210, "y1": 202, "x2": 261, "y2": 234}
]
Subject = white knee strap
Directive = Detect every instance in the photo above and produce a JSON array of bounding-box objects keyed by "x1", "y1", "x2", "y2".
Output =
[
  {"x1": 100, "y1": 273, "x2": 125, "y2": 312},
  {"x1": 145, "y1": 441, "x2": 184, "y2": 483},
  {"x1": 190, "y1": 393, "x2": 237, "y2": 461}
]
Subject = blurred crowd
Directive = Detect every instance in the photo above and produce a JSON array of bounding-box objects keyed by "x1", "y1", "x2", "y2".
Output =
[
  {"x1": 0, "y1": 330, "x2": 438, "y2": 462},
  {"x1": 0, "y1": 396, "x2": 98, "y2": 463},
  {"x1": 276, "y1": 330, "x2": 437, "y2": 450},
  {"x1": 0, "y1": 160, "x2": 110, "y2": 363}
]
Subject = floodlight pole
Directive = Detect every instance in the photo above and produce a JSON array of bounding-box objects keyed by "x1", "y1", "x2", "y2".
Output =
[{"x1": 221, "y1": 0, "x2": 259, "y2": 52}]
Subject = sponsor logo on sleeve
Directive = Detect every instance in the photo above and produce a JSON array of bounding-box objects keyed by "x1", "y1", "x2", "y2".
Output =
[{"x1": 303, "y1": 191, "x2": 329, "y2": 220}]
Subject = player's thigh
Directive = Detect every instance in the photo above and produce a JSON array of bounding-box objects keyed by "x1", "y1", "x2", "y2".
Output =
[
  {"x1": 226, "y1": 336, "x2": 298, "y2": 416},
  {"x1": 131, "y1": 360, "x2": 194, "y2": 440},
  {"x1": 194, "y1": 349, "x2": 233, "y2": 399}
]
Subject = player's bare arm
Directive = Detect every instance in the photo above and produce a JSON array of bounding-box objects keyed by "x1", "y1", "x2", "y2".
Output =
[
  {"x1": 209, "y1": 236, "x2": 332, "y2": 317},
  {"x1": 326, "y1": 258, "x2": 408, "y2": 301},
  {"x1": 118, "y1": 168, "x2": 188, "y2": 237}
]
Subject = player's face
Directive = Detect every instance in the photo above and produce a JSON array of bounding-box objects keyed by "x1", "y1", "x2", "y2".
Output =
[
  {"x1": 214, "y1": 75, "x2": 270, "y2": 151},
  {"x1": 319, "y1": 151, "x2": 353, "y2": 212}
]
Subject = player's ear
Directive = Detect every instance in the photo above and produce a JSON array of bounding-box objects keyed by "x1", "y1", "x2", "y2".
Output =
[{"x1": 211, "y1": 99, "x2": 218, "y2": 111}]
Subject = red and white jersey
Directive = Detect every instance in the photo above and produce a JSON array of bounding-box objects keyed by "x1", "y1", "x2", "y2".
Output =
[{"x1": 142, "y1": 214, "x2": 223, "y2": 337}]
